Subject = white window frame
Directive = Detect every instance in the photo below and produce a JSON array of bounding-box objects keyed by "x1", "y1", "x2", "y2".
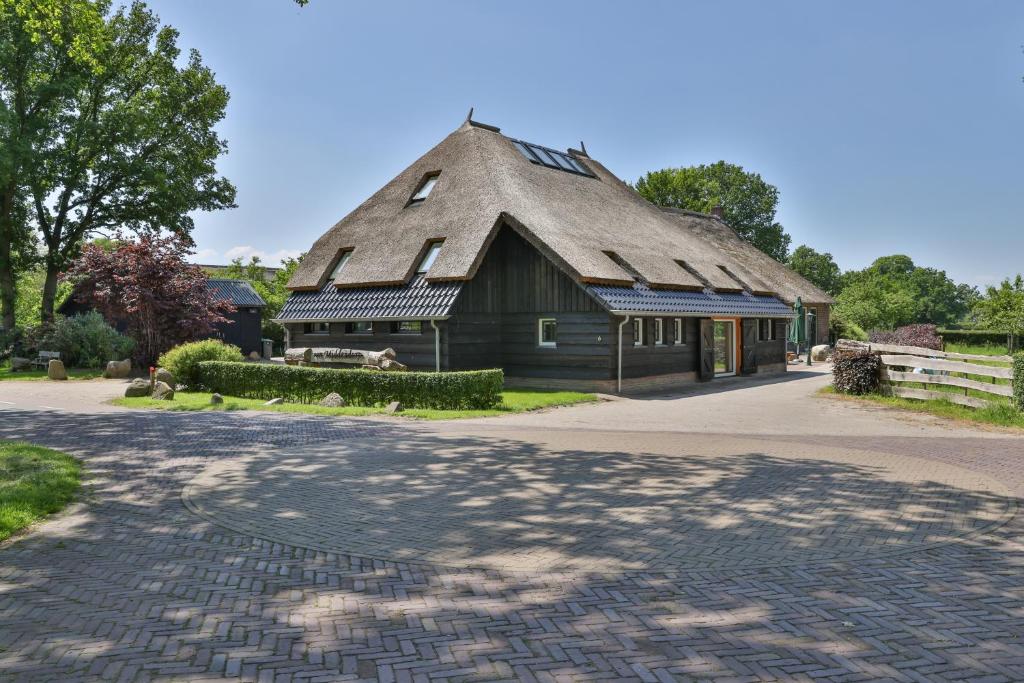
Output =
[
  {"x1": 409, "y1": 174, "x2": 439, "y2": 203},
  {"x1": 417, "y1": 241, "x2": 443, "y2": 274},
  {"x1": 330, "y1": 250, "x2": 353, "y2": 280},
  {"x1": 674, "y1": 318, "x2": 684, "y2": 345},
  {"x1": 632, "y1": 318, "x2": 644, "y2": 346},
  {"x1": 392, "y1": 321, "x2": 422, "y2": 334},
  {"x1": 654, "y1": 318, "x2": 664, "y2": 346},
  {"x1": 538, "y1": 318, "x2": 557, "y2": 348}
]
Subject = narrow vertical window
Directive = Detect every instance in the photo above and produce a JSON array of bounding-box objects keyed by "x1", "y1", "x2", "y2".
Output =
[
  {"x1": 417, "y1": 241, "x2": 443, "y2": 273},
  {"x1": 632, "y1": 318, "x2": 644, "y2": 346},
  {"x1": 329, "y1": 250, "x2": 353, "y2": 281},
  {"x1": 538, "y1": 318, "x2": 557, "y2": 348},
  {"x1": 674, "y1": 318, "x2": 684, "y2": 345},
  {"x1": 409, "y1": 174, "x2": 439, "y2": 204},
  {"x1": 654, "y1": 318, "x2": 664, "y2": 345}
]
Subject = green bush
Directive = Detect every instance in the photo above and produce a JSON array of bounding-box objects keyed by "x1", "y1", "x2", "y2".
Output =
[
  {"x1": 38, "y1": 312, "x2": 135, "y2": 368},
  {"x1": 832, "y1": 348, "x2": 882, "y2": 395},
  {"x1": 198, "y1": 361, "x2": 504, "y2": 410},
  {"x1": 159, "y1": 340, "x2": 243, "y2": 389},
  {"x1": 1013, "y1": 352, "x2": 1024, "y2": 412},
  {"x1": 829, "y1": 311, "x2": 867, "y2": 343}
]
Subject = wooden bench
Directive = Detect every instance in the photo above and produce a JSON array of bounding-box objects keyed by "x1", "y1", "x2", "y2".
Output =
[{"x1": 31, "y1": 350, "x2": 61, "y2": 370}]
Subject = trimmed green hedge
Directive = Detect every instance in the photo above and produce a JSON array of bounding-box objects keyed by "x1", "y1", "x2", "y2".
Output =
[
  {"x1": 197, "y1": 361, "x2": 504, "y2": 410},
  {"x1": 938, "y1": 329, "x2": 1010, "y2": 347},
  {"x1": 1014, "y1": 353, "x2": 1024, "y2": 412}
]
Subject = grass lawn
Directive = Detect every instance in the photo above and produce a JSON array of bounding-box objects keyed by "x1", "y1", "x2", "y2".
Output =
[
  {"x1": 0, "y1": 364, "x2": 105, "y2": 381},
  {"x1": 819, "y1": 386, "x2": 1024, "y2": 430},
  {"x1": 944, "y1": 342, "x2": 1013, "y2": 357},
  {"x1": 112, "y1": 388, "x2": 598, "y2": 420},
  {"x1": 0, "y1": 442, "x2": 82, "y2": 542}
]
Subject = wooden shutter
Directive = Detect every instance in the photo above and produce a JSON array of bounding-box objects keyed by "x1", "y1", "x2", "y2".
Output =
[
  {"x1": 741, "y1": 319, "x2": 758, "y2": 375},
  {"x1": 699, "y1": 318, "x2": 715, "y2": 381}
]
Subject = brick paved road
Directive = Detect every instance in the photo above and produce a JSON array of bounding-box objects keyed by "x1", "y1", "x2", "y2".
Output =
[{"x1": 1, "y1": 374, "x2": 1023, "y2": 682}]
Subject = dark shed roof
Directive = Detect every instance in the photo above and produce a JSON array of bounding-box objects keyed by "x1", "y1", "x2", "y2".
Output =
[
  {"x1": 207, "y1": 279, "x2": 266, "y2": 308},
  {"x1": 276, "y1": 275, "x2": 461, "y2": 322},
  {"x1": 588, "y1": 282, "x2": 795, "y2": 318}
]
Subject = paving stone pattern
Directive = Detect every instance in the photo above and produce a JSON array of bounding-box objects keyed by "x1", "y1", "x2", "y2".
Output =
[{"x1": 0, "y1": 401, "x2": 1023, "y2": 681}]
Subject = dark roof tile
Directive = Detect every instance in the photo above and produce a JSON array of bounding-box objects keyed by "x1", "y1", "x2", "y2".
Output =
[{"x1": 277, "y1": 275, "x2": 461, "y2": 321}]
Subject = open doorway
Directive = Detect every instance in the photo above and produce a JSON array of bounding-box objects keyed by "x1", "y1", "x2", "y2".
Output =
[{"x1": 713, "y1": 319, "x2": 736, "y2": 377}]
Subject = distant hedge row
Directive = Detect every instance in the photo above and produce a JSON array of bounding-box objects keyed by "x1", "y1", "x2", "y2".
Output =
[
  {"x1": 197, "y1": 361, "x2": 503, "y2": 410},
  {"x1": 937, "y1": 329, "x2": 1011, "y2": 347},
  {"x1": 1014, "y1": 353, "x2": 1024, "y2": 412}
]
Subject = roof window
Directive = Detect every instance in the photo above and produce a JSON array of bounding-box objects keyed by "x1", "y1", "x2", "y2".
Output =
[
  {"x1": 330, "y1": 250, "x2": 353, "y2": 281},
  {"x1": 409, "y1": 174, "x2": 439, "y2": 204},
  {"x1": 417, "y1": 241, "x2": 443, "y2": 274},
  {"x1": 510, "y1": 138, "x2": 594, "y2": 177}
]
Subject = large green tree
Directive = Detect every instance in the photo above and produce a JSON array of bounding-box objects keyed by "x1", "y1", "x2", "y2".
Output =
[
  {"x1": 787, "y1": 245, "x2": 842, "y2": 296},
  {"x1": 834, "y1": 255, "x2": 972, "y2": 331},
  {"x1": 1, "y1": 0, "x2": 236, "y2": 327},
  {"x1": 973, "y1": 275, "x2": 1024, "y2": 335},
  {"x1": 222, "y1": 255, "x2": 302, "y2": 347},
  {"x1": 634, "y1": 161, "x2": 792, "y2": 261}
]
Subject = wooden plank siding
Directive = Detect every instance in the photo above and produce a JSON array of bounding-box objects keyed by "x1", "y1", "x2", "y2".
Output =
[
  {"x1": 620, "y1": 316, "x2": 699, "y2": 379},
  {"x1": 287, "y1": 324, "x2": 440, "y2": 371}
]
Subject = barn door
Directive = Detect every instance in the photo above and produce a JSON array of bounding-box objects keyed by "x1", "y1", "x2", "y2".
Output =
[
  {"x1": 699, "y1": 318, "x2": 715, "y2": 381},
  {"x1": 741, "y1": 319, "x2": 758, "y2": 375}
]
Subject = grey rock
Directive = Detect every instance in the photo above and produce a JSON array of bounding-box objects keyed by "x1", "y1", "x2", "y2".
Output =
[
  {"x1": 264, "y1": 397, "x2": 284, "y2": 406},
  {"x1": 210, "y1": 393, "x2": 224, "y2": 405},
  {"x1": 811, "y1": 344, "x2": 831, "y2": 362},
  {"x1": 10, "y1": 357, "x2": 31, "y2": 372},
  {"x1": 319, "y1": 392, "x2": 346, "y2": 407},
  {"x1": 47, "y1": 359, "x2": 68, "y2": 380},
  {"x1": 125, "y1": 378, "x2": 151, "y2": 398},
  {"x1": 385, "y1": 401, "x2": 403, "y2": 414},
  {"x1": 154, "y1": 368, "x2": 174, "y2": 386},
  {"x1": 151, "y1": 381, "x2": 174, "y2": 400},
  {"x1": 104, "y1": 359, "x2": 131, "y2": 379}
]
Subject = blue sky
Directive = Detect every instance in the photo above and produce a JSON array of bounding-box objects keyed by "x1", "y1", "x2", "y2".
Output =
[{"x1": 142, "y1": 0, "x2": 1024, "y2": 288}]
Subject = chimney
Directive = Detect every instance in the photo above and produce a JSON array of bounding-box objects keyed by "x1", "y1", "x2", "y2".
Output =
[{"x1": 710, "y1": 205, "x2": 725, "y2": 219}]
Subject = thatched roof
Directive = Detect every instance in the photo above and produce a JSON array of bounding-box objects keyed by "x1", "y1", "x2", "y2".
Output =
[{"x1": 288, "y1": 119, "x2": 832, "y2": 305}]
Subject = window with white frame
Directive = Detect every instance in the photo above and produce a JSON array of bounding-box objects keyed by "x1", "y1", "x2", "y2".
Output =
[
  {"x1": 759, "y1": 319, "x2": 774, "y2": 341},
  {"x1": 632, "y1": 318, "x2": 644, "y2": 346},
  {"x1": 409, "y1": 174, "x2": 439, "y2": 204},
  {"x1": 538, "y1": 318, "x2": 557, "y2": 347},
  {"x1": 654, "y1": 318, "x2": 664, "y2": 345},
  {"x1": 391, "y1": 321, "x2": 422, "y2": 334},
  {"x1": 674, "y1": 318, "x2": 685, "y2": 345},
  {"x1": 416, "y1": 241, "x2": 443, "y2": 274},
  {"x1": 329, "y1": 250, "x2": 353, "y2": 281}
]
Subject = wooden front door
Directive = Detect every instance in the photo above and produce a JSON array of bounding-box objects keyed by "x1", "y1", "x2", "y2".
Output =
[
  {"x1": 699, "y1": 318, "x2": 715, "y2": 381},
  {"x1": 741, "y1": 318, "x2": 758, "y2": 375}
]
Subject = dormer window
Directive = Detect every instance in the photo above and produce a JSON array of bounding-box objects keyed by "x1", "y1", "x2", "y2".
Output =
[
  {"x1": 417, "y1": 241, "x2": 443, "y2": 273},
  {"x1": 329, "y1": 250, "x2": 353, "y2": 281},
  {"x1": 409, "y1": 174, "x2": 439, "y2": 204}
]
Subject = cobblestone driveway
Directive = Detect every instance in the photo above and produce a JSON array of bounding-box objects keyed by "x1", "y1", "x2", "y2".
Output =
[{"x1": 1, "y1": 375, "x2": 1024, "y2": 682}]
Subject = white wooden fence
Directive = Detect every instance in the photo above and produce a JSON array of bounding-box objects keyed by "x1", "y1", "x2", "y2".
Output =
[{"x1": 837, "y1": 340, "x2": 1014, "y2": 409}]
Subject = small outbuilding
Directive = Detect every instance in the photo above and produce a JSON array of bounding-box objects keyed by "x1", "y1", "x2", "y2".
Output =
[{"x1": 278, "y1": 117, "x2": 833, "y2": 392}]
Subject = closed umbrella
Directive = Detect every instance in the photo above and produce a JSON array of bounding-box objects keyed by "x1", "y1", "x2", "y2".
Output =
[{"x1": 789, "y1": 297, "x2": 805, "y2": 352}]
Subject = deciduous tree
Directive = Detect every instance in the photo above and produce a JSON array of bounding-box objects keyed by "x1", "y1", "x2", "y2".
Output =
[
  {"x1": 973, "y1": 275, "x2": 1024, "y2": 336},
  {"x1": 788, "y1": 245, "x2": 842, "y2": 296},
  {"x1": 634, "y1": 161, "x2": 792, "y2": 261},
  {"x1": 63, "y1": 235, "x2": 232, "y2": 365}
]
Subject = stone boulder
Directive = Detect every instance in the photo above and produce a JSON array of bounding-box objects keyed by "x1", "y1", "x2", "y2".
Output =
[
  {"x1": 319, "y1": 392, "x2": 346, "y2": 408},
  {"x1": 10, "y1": 357, "x2": 31, "y2": 372},
  {"x1": 811, "y1": 344, "x2": 831, "y2": 362},
  {"x1": 151, "y1": 381, "x2": 174, "y2": 400},
  {"x1": 47, "y1": 359, "x2": 67, "y2": 380},
  {"x1": 125, "y1": 378, "x2": 151, "y2": 398},
  {"x1": 210, "y1": 393, "x2": 224, "y2": 405},
  {"x1": 154, "y1": 367, "x2": 174, "y2": 386},
  {"x1": 249, "y1": 351, "x2": 262, "y2": 361},
  {"x1": 104, "y1": 359, "x2": 131, "y2": 379},
  {"x1": 385, "y1": 401, "x2": 403, "y2": 414}
]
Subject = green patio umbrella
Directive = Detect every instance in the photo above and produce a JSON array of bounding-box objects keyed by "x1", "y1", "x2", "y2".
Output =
[{"x1": 789, "y1": 296, "x2": 806, "y2": 348}]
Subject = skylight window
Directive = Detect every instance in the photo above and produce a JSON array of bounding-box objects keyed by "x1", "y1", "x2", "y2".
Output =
[
  {"x1": 330, "y1": 250, "x2": 352, "y2": 280},
  {"x1": 510, "y1": 137, "x2": 594, "y2": 177},
  {"x1": 410, "y1": 174, "x2": 439, "y2": 203},
  {"x1": 417, "y1": 241, "x2": 443, "y2": 273}
]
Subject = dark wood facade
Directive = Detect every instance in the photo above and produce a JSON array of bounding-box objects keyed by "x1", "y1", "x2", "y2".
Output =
[{"x1": 284, "y1": 224, "x2": 790, "y2": 388}]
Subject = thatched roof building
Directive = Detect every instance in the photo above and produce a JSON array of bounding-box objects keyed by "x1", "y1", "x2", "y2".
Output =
[{"x1": 279, "y1": 118, "x2": 831, "y2": 392}]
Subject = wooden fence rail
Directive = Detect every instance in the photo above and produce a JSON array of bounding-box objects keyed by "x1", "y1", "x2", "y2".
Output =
[{"x1": 837, "y1": 339, "x2": 1015, "y2": 410}]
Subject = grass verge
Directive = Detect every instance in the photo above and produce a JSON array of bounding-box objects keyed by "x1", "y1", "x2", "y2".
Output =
[
  {"x1": 0, "y1": 442, "x2": 82, "y2": 542},
  {"x1": 112, "y1": 388, "x2": 598, "y2": 420},
  {"x1": 819, "y1": 386, "x2": 1024, "y2": 430},
  {"x1": 943, "y1": 342, "x2": 1011, "y2": 357},
  {"x1": 1, "y1": 364, "x2": 105, "y2": 381}
]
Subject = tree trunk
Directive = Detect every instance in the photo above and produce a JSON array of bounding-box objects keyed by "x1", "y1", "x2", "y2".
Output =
[
  {"x1": 40, "y1": 261, "x2": 60, "y2": 324},
  {"x1": 0, "y1": 189, "x2": 17, "y2": 332}
]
